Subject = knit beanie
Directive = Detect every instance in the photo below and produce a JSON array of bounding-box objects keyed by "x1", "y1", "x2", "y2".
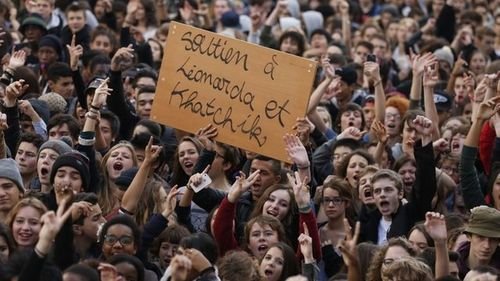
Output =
[
  {"x1": 39, "y1": 34, "x2": 63, "y2": 59},
  {"x1": 38, "y1": 139, "x2": 72, "y2": 158},
  {"x1": 38, "y1": 92, "x2": 67, "y2": 115},
  {"x1": 49, "y1": 152, "x2": 90, "y2": 191},
  {"x1": 0, "y1": 159, "x2": 24, "y2": 193},
  {"x1": 114, "y1": 167, "x2": 139, "y2": 190}
]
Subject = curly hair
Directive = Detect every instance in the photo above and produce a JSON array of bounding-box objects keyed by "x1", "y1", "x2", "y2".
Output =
[{"x1": 366, "y1": 237, "x2": 417, "y2": 281}]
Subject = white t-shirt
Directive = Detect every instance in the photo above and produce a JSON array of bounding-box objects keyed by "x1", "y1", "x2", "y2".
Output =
[{"x1": 377, "y1": 217, "x2": 392, "y2": 245}]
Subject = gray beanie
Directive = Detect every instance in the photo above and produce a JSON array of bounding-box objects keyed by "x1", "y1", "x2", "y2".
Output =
[
  {"x1": 38, "y1": 139, "x2": 72, "y2": 157},
  {"x1": 0, "y1": 159, "x2": 24, "y2": 192}
]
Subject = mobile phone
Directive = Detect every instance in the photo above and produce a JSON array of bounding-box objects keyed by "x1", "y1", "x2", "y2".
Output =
[
  {"x1": 367, "y1": 54, "x2": 376, "y2": 62},
  {"x1": 190, "y1": 173, "x2": 212, "y2": 193}
]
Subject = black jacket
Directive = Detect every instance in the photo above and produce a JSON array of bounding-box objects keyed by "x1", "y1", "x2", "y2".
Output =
[{"x1": 359, "y1": 141, "x2": 437, "y2": 244}]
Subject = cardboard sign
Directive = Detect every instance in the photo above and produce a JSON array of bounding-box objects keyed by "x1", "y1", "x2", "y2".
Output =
[{"x1": 151, "y1": 22, "x2": 317, "y2": 162}]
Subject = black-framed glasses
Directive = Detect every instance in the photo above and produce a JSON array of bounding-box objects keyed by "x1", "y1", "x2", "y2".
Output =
[
  {"x1": 322, "y1": 197, "x2": 345, "y2": 206},
  {"x1": 104, "y1": 235, "x2": 134, "y2": 246}
]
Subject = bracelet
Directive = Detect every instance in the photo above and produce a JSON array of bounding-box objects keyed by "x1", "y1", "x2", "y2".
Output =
[
  {"x1": 298, "y1": 204, "x2": 312, "y2": 213},
  {"x1": 90, "y1": 104, "x2": 100, "y2": 111},
  {"x1": 34, "y1": 246, "x2": 48, "y2": 257},
  {"x1": 78, "y1": 136, "x2": 96, "y2": 146},
  {"x1": 373, "y1": 80, "x2": 382, "y2": 87}
]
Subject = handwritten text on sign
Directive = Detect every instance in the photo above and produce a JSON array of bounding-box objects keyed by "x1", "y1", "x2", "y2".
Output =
[{"x1": 151, "y1": 23, "x2": 316, "y2": 162}]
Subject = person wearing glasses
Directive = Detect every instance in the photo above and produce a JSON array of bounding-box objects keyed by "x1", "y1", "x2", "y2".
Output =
[
  {"x1": 318, "y1": 176, "x2": 353, "y2": 278},
  {"x1": 99, "y1": 214, "x2": 160, "y2": 280},
  {"x1": 366, "y1": 237, "x2": 417, "y2": 281}
]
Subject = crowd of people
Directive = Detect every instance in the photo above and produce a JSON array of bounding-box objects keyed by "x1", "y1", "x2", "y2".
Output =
[{"x1": 0, "y1": 0, "x2": 499, "y2": 280}]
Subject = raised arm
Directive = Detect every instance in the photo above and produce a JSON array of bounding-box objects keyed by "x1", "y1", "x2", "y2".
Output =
[
  {"x1": 288, "y1": 172, "x2": 321, "y2": 260},
  {"x1": 424, "y1": 212, "x2": 449, "y2": 279},
  {"x1": 338, "y1": 220, "x2": 361, "y2": 281},
  {"x1": 364, "y1": 61, "x2": 385, "y2": 122},
  {"x1": 307, "y1": 56, "x2": 337, "y2": 114},
  {"x1": 3, "y1": 79, "x2": 27, "y2": 154},
  {"x1": 409, "y1": 53, "x2": 435, "y2": 109},
  {"x1": 20, "y1": 200, "x2": 72, "y2": 281},
  {"x1": 412, "y1": 115, "x2": 437, "y2": 220},
  {"x1": 371, "y1": 120, "x2": 388, "y2": 167},
  {"x1": 66, "y1": 35, "x2": 86, "y2": 108},
  {"x1": 460, "y1": 96, "x2": 500, "y2": 209},
  {"x1": 121, "y1": 137, "x2": 162, "y2": 214},
  {"x1": 213, "y1": 170, "x2": 260, "y2": 256},
  {"x1": 422, "y1": 59, "x2": 440, "y2": 139},
  {"x1": 284, "y1": 134, "x2": 311, "y2": 184}
]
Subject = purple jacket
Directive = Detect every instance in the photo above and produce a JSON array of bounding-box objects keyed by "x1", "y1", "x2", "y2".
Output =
[{"x1": 457, "y1": 241, "x2": 500, "y2": 279}]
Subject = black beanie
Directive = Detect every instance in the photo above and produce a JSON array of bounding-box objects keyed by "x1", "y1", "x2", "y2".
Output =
[
  {"x1": 50, "y1": 151, "x2": 90, "y2": 191},
  {"x1": 39, "y1": 34, "x2": 63, "y2": 59}
]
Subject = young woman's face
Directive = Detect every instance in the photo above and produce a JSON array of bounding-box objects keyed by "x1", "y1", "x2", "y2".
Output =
[
  {"x1": 178, "y1": 141, "x2": 199, "y2": 176},
  {"x1": 102, "y1": 224, "x2": 136, "y2": 259},
  {"x1": 280, "y1": 37, "x2": 300, "y2": 55},
  {"x1": 262, "y1": 189, "x2": 291, "y2": 221},
  {"x1": 106, "y1": 146, "x2": 135, "y2": 181},
  {"x1": 159, "y1": 241, "x2": 179, "y2": 269},
  {"x1": 345, "y1": 154, "x2": 368, "y2": 188},
  {"x1": 408, "y1": 228, "x2": 428, "y2": 253},
  {"x1": 322, "y1": 188, "x2": 346, "y2": 220},
  {"x1": 260, "y1": 246, "x2": 284, "y2": 281},
  {"x1": 91, "y1": 35, "x2": 113, "y2": 56},
  {"x1": 248, "y1": 223, "x2": 279, "y2": 259},
  {"x1": 12, "y1": 206, "x2": 42, "y2": 248},
  {"x1": 134, "y1": 2, "x2": 146, "y2": 20},
  {"x1": 340, "y1": 110, "x2": 363, "y2": 132},
  {"x1": 148, "y1": 40, "x2": 162, "y2": 62}
]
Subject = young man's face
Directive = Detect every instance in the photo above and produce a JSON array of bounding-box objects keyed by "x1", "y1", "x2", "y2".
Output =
[
  {"x1": 332, "y1": 145, "x2": 353, "y2": 171},
  {"x1": 208, "y1": 144, "x2": 229, "y2": 180},
  {"x1": 453, "y1": 76, "x2": 467, "y2": 105},
  {"x1": 469, "y1": 234, "x2": 500, "y2": 264},
  {"x1": 49, "y1": 123, "x2": 74, "y2": 143},
  {"x1": 37, "y1": 46, "x2": 58, "y2": 65},
  {"x1": 15, "y1": 142, "x2": 38, "y2": 177},
  {"x1": 80, "y1": 203, "x2": 106, "y2": 241},
  {"x1": 99, "y1": 118, "x2": 114, "y2": 150},
  {"x1": 49, "y1": 76, "x2": 74, "y2": 99},
  {"x1": 402, "y1": 120, "x2": 418, "y2": 146},
  {"x1": 67, "y1": 10, "x2": 86, "y2": 33},
  {"x1": 136, "y1": 92, "x2": 155, "y2": 119},
  {"x1": 24, "y1": 25, "x2": 45, "y2": 42},
  {"x1": 373, "y1": 177, "x2": 402, "y2": 218},
  {"x1": 0, "y1": 178, "x2": 21, "y2": 216},
  {"x1": 249, "y1": 159, "x2": 280, "y2": 200},
  {"x1": 311, "y1": 34, "x2": 328, "y2": 51},
  {"x1": 37, "y1": 0, "x2": 53, "y2": 21},
  {"x1": 37, "y1": 148, "x2": 59, "y2": 186},
  {"x1": 53, "y1": 166, "x2": 83, "y2": 198}
]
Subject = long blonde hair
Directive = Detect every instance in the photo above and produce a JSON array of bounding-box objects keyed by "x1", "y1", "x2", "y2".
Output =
[
  {"x1": 98, "y1": 142, "x2": 138, "y2": 216},
  {"x1": 7, "y1": 197, "x2": 48, "y2": 247}
]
